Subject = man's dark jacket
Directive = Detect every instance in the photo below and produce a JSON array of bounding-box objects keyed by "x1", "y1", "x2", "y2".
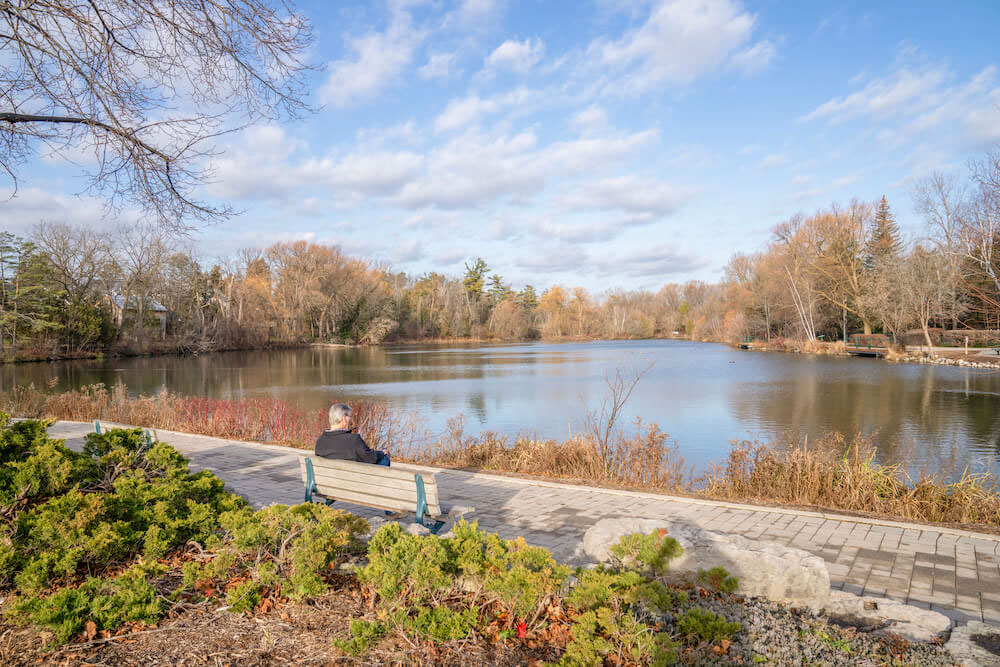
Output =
[{"x1": 314, "y1": 429, "x2": 380, "y2": 464}]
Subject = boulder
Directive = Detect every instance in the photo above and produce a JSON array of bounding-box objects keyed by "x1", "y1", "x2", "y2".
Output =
[
  {"x1": 579, "y1": 518, "x2": 830, "y2": 610},
  {"x1": 945, "y1": 621, "x2": 1000, "y2": 666},
  {"x1": 823, "y1": 590, "x2": 951, "y2": 643}
]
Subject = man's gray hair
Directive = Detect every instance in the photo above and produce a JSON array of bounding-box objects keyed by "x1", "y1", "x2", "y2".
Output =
[{"x1": 328, "y1": 403, "x2": 352, "y2": 428}]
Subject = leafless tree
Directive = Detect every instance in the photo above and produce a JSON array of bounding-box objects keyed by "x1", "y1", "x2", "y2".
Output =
[
  {"x1": 1, "y1": 1, "x2": 313, "y2": 230},
  {"x1": 913, "y1": 172, "x2": 968, "y2": 329},
  {"x1": 32, "y1": 221, "x2": 110, "y2": 300}
]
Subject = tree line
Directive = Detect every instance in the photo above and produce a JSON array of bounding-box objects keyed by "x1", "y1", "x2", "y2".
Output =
[
  {"x1": 723, "y1": 150, "x2": 1000, "y2": 348},
  {"x1": 1, "y1": 149, "x2": 998, "y2": 359}
]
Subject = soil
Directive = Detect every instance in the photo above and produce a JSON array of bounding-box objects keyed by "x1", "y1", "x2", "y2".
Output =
[{"x1": 0, "y1": 576, "x2": 556, "y2": 666}]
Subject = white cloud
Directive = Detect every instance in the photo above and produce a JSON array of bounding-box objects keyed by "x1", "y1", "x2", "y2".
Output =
[
  {"x1": 391, "y1": 238, "x2": 423, "y2": 263},
  {"x1": 571, "y1": 105, "x2": 608, "y2": 132},
  {"x1": 419, "y1": 52, "x2": 461, "y2": 79},
  {"x1": 800, "y1": 65, "x2": 950, "y2": 124},
  {"x1": 485, "y1": 38, "x2": 544, "y2": 73},
  {"x1": 0, "y1": 187, "x2": 118, "y2": 232},
  {"x1": 759, "y1": 153, "x2": 787, "y2": 168},
  {"x1": 545, "y1": 130, "x2": 659, "y2": 170},
  {"x1": 593, "y1": 0, "x2": 757, "y2": 93},
  {"x1": 444, "y1": 0, "x2": 503, "y2": 29},
  {"x1": 434, "y1": 86, "x2": 536, "y2": 132},
  {"x1": 728, "y1": 39, "x2": 777, "y2": 75},
  {"x1": 393, "y1": 129, "x2": 545, "y2": 209},
  {"x1": 538, "y1": 213, "x2": 656, "y2": 243},
  {"x1": 593, "y1": 244, "x2": 708, "y2": 277},
  {"x1": 558, "y1": 175, "x2": 693, "y2": 216},
  {"x1": 320, "y1": 11, "x2": 424, "y2": 107},
  {"x1": 801, "y1": 61, "x2": 1000, "y2": 151}
]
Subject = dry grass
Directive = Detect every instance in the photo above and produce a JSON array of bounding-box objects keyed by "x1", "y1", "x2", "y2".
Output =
[
  {"x1": 415, "y1": 415, "x2": 691, "y2": 490},
  {"x1": 4, "y1": 384, "x2": 999, "y2": 529},
  {"x1": 701, "y1": 433, "x2": 1000, "y2": 527}
]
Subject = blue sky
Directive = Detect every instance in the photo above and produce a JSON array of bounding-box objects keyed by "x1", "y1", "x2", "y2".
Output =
[{"x1": 6, "y1": 0, "x2": 1000, "y2": 292}]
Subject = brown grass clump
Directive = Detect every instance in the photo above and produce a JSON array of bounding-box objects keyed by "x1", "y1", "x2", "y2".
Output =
[
  {"x1": 418, "y1": 415, "x2": 690, "y2": 490},
  {"x1": 701, "y1": 433, "x2": 1000, "y2": 527}
]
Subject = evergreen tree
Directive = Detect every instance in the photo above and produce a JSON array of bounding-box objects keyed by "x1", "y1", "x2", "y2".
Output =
[
  {"x1": 487, "y1": 273, "x2": 512, "y2": 304},
  {"x1": 462, "y1": 258, "x2": 489, "y2": 301},
  {"x1": 865, "y1": 195, "x2": 902, "y2": 272},
  {"x1": 517, "y1": 285, "x2": 539, "y2": 311}
]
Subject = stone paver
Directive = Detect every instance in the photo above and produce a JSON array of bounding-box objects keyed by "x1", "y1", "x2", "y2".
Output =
[{"x1": 49, "y1": 421, "x2": 1000, "y2": 627}]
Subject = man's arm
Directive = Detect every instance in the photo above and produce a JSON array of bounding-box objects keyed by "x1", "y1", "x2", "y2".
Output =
[{"x1": 349, "y1": 433, "x2": 380, "y2": 464}]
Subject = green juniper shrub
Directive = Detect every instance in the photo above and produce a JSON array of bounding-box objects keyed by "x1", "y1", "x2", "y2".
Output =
[
  {"x1": 559, "y1": 606, "x2": 678, "y2": 667},
  {"x1": 676, "y1": 607, "x2": 741, "y2": 644},
  {"x1": 333, "y1": 618, "x2": 390, "y2": 656},
  {"x1": 409, "y1": 606, "x2": 478, "y2": 642},
  {"x1": 14, "y1": 560, "x2": 166, "y2": 644},
  {"x1": 697, "y1": 566, "x2": 739, "y2": 594},
  {"x1": 5, "y1": 426, "x2": 243, "y2": 594},
  {"x1": 362, "y1": 520, "x2": 570, "y2": 625},
  {"x1": 608, "y1": 530, "x2": 683, "y2": 576},
  {"x1": 182, "y1": 503, "x2": 368, "y2": 602}
]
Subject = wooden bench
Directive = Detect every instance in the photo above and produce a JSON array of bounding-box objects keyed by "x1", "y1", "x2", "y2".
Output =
[{"x1": 300, "y1": 456, "x2": 468, "y2": 533}]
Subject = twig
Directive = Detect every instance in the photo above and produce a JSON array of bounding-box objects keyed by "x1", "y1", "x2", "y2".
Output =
[{"x1": 52, "y1": 625, "x2": 174, "y2": 651}]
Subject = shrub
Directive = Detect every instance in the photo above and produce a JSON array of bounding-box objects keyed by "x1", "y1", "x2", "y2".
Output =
[
  {"x1": 697, "y1": 566, "x2": 738, "y2": 594},
  {"x1": 676, "y1": 607, "x2": 741, "y2": 644},
  {"x1": 609, "y1": 530, "x2": 683, "y2": 576},
  {"x1": 183, "y1": 503, "x2": 368, "y2": 602},
  {"x1": 333, "y1": 619, "x2": 389, "y2": 656},
  {"x1": 14, "y1": 561, "x2": 166, "y2": 644}
]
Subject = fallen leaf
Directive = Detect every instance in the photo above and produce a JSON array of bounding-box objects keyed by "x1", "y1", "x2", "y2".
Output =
[{"x1": 83, "y1": 621, "x2": 97, "y2": 641}]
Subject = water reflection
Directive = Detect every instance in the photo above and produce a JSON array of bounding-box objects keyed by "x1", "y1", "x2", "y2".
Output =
[{"x1": 2, "y1": 341, "x2": 998, "y2": 478}]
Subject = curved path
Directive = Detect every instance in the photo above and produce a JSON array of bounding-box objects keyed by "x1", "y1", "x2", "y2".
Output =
[{"x1": 48, "y1": 421, "x2": 1000, "y2": 627}]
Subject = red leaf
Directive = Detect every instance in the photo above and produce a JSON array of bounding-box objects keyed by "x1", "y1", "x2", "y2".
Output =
[{"x1": 516, "y1": 621, "x2": 527, "y2": 639}]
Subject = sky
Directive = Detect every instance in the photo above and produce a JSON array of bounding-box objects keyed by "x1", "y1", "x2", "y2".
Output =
[{"x1": 5, "y1": 0, "x2": 1000, "y2": 293}]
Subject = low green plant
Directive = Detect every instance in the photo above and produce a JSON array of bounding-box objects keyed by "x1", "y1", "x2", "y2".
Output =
[
  {"x1": 609, "y1": 530, "x2": 683, "y2": 575},
  {"x1": 14, "y1": 560, "x2": 166, "y2": 644},
  {"x1": 676, "y1": 607, "x2": 741, "y2": 644},
  {"x1": 180, "y1": 503, "x2": 368, "y2": 602},
  {"x1": 409, "y1": 606, "x2": 478, "y2": 642},
  {"x1": 560, "y1": 606, "x2": 678, "y2": 666},
  {"x1": 333, "y1": 618, "x2": 389, "y2": 656},
  {"x1": 360, "y1": 520, "x2": 570, "y2": 623},
  {"x1": 697, "y1": 566, "x2": 739, "y2": 594}
]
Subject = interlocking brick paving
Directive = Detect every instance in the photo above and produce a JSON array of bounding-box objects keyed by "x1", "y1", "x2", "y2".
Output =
[{"x1": 48, "y1": 421, "x2": 1000, "y2": 626}]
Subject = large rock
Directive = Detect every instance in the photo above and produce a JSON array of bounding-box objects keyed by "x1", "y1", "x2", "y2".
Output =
[
  {"x1": 945, "y1": 621, "x2": 1000, "y2": 666},
  {"x1": 580, "y1": 517, "x2": 830, "y2": 610},
  {"x1": 823, "y1": 590, "x2": 951, "y2": 643}
]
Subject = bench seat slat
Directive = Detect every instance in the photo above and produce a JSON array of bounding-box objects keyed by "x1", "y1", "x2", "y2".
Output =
[
  {"x1": 308, "y1": 468, "x2": 440, "y2": 504},
  {"x1": 314, "y1": 487, "x2": 444, "y2": 518},
  {"x1": 311, "y1": 475, "x2": 432, "y2": 505}
]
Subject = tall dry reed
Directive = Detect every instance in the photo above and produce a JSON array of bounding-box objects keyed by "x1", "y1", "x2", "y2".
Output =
[{"x1": 700, "y1": 433, "x2": 1000, "y2": 527}]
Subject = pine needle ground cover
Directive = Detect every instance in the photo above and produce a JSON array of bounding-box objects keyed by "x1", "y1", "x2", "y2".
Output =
[{"x1": 0, "y1": 416, "x2": 957, "y2": 664}]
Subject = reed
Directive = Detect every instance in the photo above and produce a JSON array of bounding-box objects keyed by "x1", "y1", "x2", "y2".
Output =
[{"x1": 3, "y1": 384, "x2": 998, "y2": 529}]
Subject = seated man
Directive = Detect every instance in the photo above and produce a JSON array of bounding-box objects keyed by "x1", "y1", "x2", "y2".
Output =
[{"x1": 314, "y1": 403, "x2": 390, "y2": 466}]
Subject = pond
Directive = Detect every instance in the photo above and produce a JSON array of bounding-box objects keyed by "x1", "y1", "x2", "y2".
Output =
[{"x1": 4, "y1": 340, "x2": 999, "y2": 478}]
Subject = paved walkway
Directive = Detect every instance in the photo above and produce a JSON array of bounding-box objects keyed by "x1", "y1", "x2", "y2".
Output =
[{"x1": 48, "y1": 421, "x2": 1000, "y2": 626}]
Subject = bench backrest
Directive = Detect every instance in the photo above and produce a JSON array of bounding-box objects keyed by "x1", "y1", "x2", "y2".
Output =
[{"x1": 300, "y1": 457, "x2": 442, "y2": 517}]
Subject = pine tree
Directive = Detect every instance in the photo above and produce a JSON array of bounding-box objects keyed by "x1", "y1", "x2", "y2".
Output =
[
  {"x1": 517, "y1": 285, "x2": 539, "y2": 311},
  {"x1": 865, "y1": 195, "x2": 902, "y2": 272},
  {"x1": 462, "y1": 258, "x2": 489, "y2": 301}
]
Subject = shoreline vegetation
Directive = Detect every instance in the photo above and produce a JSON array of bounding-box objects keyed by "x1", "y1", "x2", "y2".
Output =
[{"x1": 3, "y1": 383, "x2": 998, "y2": 533}]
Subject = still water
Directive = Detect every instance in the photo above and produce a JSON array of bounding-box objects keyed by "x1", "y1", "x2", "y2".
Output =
[{"x1": 3, "y1": 340, "x2": 999, "y2": 477}]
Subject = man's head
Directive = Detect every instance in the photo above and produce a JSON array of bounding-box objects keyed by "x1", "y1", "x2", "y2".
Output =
[{"x1": 328, "y1": 403, "x2": 352, "y2": 430}]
